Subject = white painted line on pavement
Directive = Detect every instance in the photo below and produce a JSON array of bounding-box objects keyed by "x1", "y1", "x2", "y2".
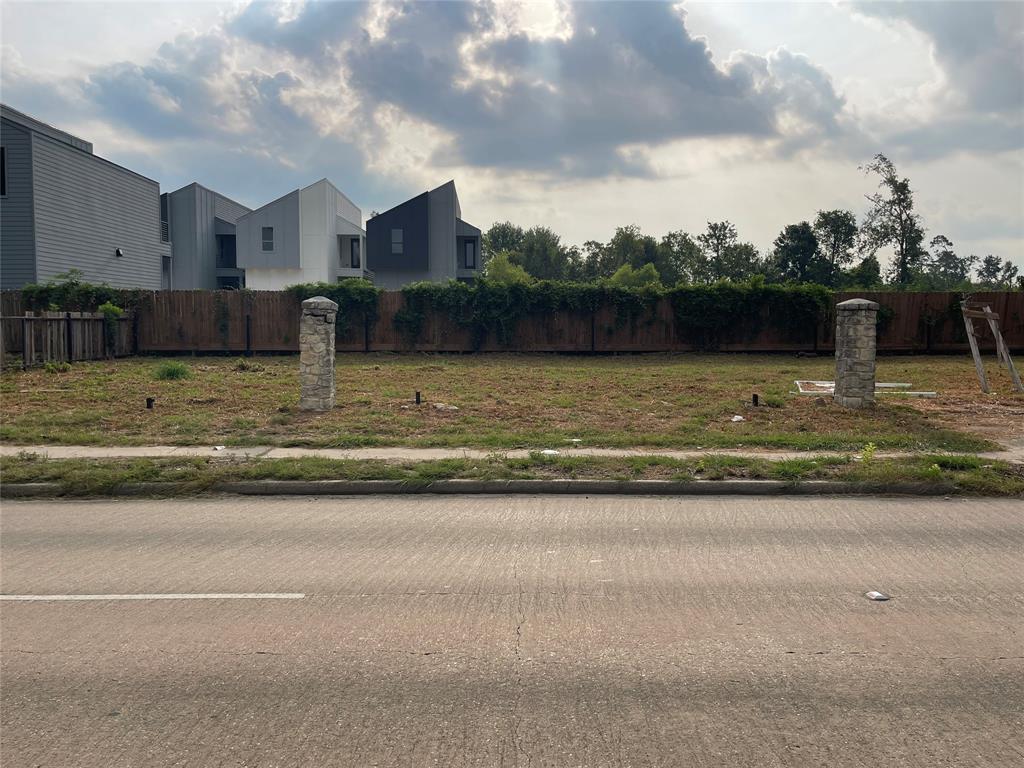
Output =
[{"x1": 0, "y1": 593, "x2": 305, "y2": 602}]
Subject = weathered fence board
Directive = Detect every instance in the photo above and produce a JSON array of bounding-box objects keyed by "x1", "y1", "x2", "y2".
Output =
[
  {"x1": 6, "y1": 311, "x2": 133, "y2": 367},
  {"x1": 2, "y1": 289, "x2": 1021, "y2": 359}
]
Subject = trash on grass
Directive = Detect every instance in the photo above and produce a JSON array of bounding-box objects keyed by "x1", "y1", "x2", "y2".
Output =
[
  {"x1": 541, "y1": 449, "x2": 560, "y2": 456},
  {"x1": 432, "y1": 402, "x2": 459, "y2": 412},
  {"x1": 213, "y1": 445, "x2": 225, "y2": 451},
  {"x1": 731, "y1": 415, "x2": 746, "y2": 422}
]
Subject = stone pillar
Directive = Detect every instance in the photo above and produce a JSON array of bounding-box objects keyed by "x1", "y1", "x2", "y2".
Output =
[
  {"x1": 299, "y1": 296, "x2": 338, "y2": 411},
  {"x1": 834, "y1": 298, "x2": 879, "y2": 409}
]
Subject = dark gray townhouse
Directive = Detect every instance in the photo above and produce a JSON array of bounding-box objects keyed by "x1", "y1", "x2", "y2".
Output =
[
  {"x1": 0, "y1": 104, "x2": 169, "y2": 290},
  {"x1": 366, "y1": 180, "x2": 482, "y2": 290}
]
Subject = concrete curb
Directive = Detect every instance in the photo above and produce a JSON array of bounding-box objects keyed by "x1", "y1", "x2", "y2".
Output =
[{"x1": 1, "y1": 479, "x2": 959, "y2": 498}]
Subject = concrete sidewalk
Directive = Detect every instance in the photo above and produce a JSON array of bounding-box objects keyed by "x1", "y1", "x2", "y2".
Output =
[{"x1": 2, "y1": 443, "x2": 1021, "y2": 463}]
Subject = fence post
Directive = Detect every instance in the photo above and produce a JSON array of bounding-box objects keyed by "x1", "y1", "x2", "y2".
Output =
[
  {"x1": 65, "y1": 312, "x2": 74, "y2": 362},
  {"x1": 245, "y1": 314, "x2": 253, "y2": 357},
  {"x1": 22, "y1": 315, "x2": 29, "y2": 369}
]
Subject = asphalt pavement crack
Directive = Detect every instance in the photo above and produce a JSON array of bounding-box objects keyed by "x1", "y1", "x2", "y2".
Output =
[{"x1": 507, "y1": 558, "x2": 533, "y2": 768}]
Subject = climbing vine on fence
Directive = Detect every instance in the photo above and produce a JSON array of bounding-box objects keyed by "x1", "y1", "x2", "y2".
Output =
[
  {"x1": 669, "y1": 279, "x2": 831, "y2": 349},
  {"x1": 286, "y1": 279, "x2": 382, "y2": 337},
  {"x1": 21, "y1": 270, "x2": 151, "y2": 312},
  {"x1": 393, "y1": 279, "x2": 833, "y2": 350},
  {"x1": 394, "y1": 281, "x2": 664, "y2": 348}
]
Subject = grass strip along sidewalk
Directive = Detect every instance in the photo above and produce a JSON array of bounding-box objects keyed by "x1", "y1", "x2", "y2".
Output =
[{"x1": 2, "y1": 452, "x2": 1022, "y2": 497}]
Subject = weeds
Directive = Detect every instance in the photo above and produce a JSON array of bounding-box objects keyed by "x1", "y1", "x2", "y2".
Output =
[
  {"x1": 43, "y1": 361, "x2": 71, "y2": 374},
  {"x1": 2, "y1": 453, "x2": 1020, "y2": 497},
  {"x1": 153, "y1": 361, "x2": 191, "y2": 381}
]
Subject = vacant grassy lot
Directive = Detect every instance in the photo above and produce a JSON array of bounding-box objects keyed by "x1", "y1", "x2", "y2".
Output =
[
  {"x1": 2, "y1": 354, "x2": 1021, "y2": 451},
  {"x1": 2, "y1": 452, "x2": 1022, "y2": 496}
]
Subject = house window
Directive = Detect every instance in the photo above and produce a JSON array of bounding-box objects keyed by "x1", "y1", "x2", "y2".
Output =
[
  {"x1": 1, "y1": 147, "x2": 6, "y2": 197},
  {"x1": 350, "y1": 238, "x2": 361, "y2": 269},
  {"x1": 262, "y1": 226, "x2": 274, "y2": 251},
  {"x1": 391, "y1": 228, "x2": 403, "y2": 254},
  {"x1": 463, "y1": 239, "x2": 477, "y2": 269},
  {"x1": 216, "y1": 235, "x2": 236, "y2": 268},
  {"x1": 159, "y1": 195, "x2": 170, "y2": 242}
]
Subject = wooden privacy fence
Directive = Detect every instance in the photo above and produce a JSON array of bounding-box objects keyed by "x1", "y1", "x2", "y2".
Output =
[
  {"x1": 1, "y1": 289, "x2": 1022, "y2": 358},
  {"x1": 2, "y1": 311, "x2": 134, "y2": 367}
]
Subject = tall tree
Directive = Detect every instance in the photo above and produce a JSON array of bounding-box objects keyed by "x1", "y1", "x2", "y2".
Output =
[
  {"x1": 976, "y1": 255, "x2": 1020, "y2": 288},
  {"x1": 602, "y1": 225, "x2": 670, "y2": 282},
  {"x1": 813, "y1": 209, "x2": 858, "y2": 286},
  {"x1": 918, "y1": 235, "x2": 975, "y2": 289},
  {"x1": 697, "y1": 221, "x2": 761, "y2": 281},
  {"x1": 482, "y1": 221, "x2": 525, "y2": 261},
  {"x1": 859, "y1": 154, "x2": 926, "y2": 286},
  {"x1": 513, "y1": 226, "x2": 575, "y2": 281},
  {"x1": 697, "y1": 221, "x2": 737, "y2": 279},
  {"x1": 660, "y1": 231, "x2": 708, "y2": 285},
  {"x1": 771, "y1": 222, "x2": 822, "y2": 283},
  {"x1": 840, "y1": 255, "x2": 882, "y2": 289}
]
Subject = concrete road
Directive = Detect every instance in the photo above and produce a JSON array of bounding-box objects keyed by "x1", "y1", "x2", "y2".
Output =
[{"x1": 1, "y1": 496, "x2": 1022, "y2": 767}]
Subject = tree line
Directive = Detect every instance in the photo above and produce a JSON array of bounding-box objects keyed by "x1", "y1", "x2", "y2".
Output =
[{"x1": 482, "y1": 154, "x2": 1021, "y2": 291}]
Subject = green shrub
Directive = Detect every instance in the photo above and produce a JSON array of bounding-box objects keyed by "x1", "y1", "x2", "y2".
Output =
[
  {"x1": 154, "y1": 360, "x2": 191, "y2": 381},
  {"x1": 43, "y1": 360, "x2": 71, "y2": 374},
  {"x1": 483, "y1": 252, "x2": 534, "y2": 285},
  {"x1": 22, "y1": 270, "x2": 149, "y2": 312}
]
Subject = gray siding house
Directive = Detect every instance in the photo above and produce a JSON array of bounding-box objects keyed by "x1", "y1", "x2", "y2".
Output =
[
  {"x1": 366, "y1": 180, "x2": 481, "y2": 290},
  {"x1": 162, "y1": 183, "x2": 251, "y2": 289},
  {"x1": 0, "y1": 104, "x2": 167, "y2": 290},
  {"x1": 236, "y1": 178, "x2": 368, "y2": 290}
]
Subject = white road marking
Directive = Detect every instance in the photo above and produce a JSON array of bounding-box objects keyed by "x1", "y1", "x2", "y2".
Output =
[{"x1": 0, "y1": 593, "x2": 305, "y2": 602}]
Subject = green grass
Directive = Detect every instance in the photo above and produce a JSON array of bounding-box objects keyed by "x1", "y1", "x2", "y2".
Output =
[
  {"x1": 2, "y1": 453, "x2": 1021, "y2": 497},
  {"x1": 2, "y1": 354, "x2": 1020, "y2": 451},
  {"x1": 153, "y1": 360, "x2": 191, "y2": 381}
]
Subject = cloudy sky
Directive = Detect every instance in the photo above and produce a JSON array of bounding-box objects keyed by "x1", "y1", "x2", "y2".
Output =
[{"x1": 2, "y1": 0, "x2": 1022, "y2": 265}]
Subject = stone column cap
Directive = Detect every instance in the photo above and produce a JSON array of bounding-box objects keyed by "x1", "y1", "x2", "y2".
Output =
[
  {"x1": 836, "y1": 298, "x2": 879, "y2": 311},
  {"x1": 301, "y1": 296, "x2": 339, "y2": 312}
]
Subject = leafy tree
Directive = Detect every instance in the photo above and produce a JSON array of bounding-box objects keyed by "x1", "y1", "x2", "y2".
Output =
[
  {"x1": 482, "y1": 221, "x2": 525, "y2": 261},
  {"x1": 813, "y1": 209, "x2": 858, "y2": 286},
  {"x1": 914, "y1": 235, "x2": 975, "y2": 289},
  {"x1": 574, "y1": 240, "x2": 609, "y2": 282},
  {"x1": 659, "y1": 231, "x2": 707, "y2": 285},
  {"x1": 512, "y1": 226, "x2": 576, "y2": 280},
  {"x1": 771, "y1": 222, "x2": 823, "y2": 283},
  {"x1": 859, "y1": 154, "x2": 926, "y2": 286},
  {"x1": 606, "y1": 262, "x2": 663, "y2": 288},
  {"x1": 722, "y1": 242, "x2": 763, "y2": 281},
  {"x1": 697, "y1": 221, "x2": 762, "y2": 282},
  {"x1": 601, "y1": 225, "x2": 673, "y2": 282},
  {"x1": 976, "y1": 255, "x2": 1020, "y2": 288},
  {"x1": 697, "y1": 221, "x2": 737, "y2": 278},
  {"x1": 838, "y1": 255, "x2": 882, "y2": 289},
  {"x1": 483, "y1": 251, "x2": 534, "y2": 284}
]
